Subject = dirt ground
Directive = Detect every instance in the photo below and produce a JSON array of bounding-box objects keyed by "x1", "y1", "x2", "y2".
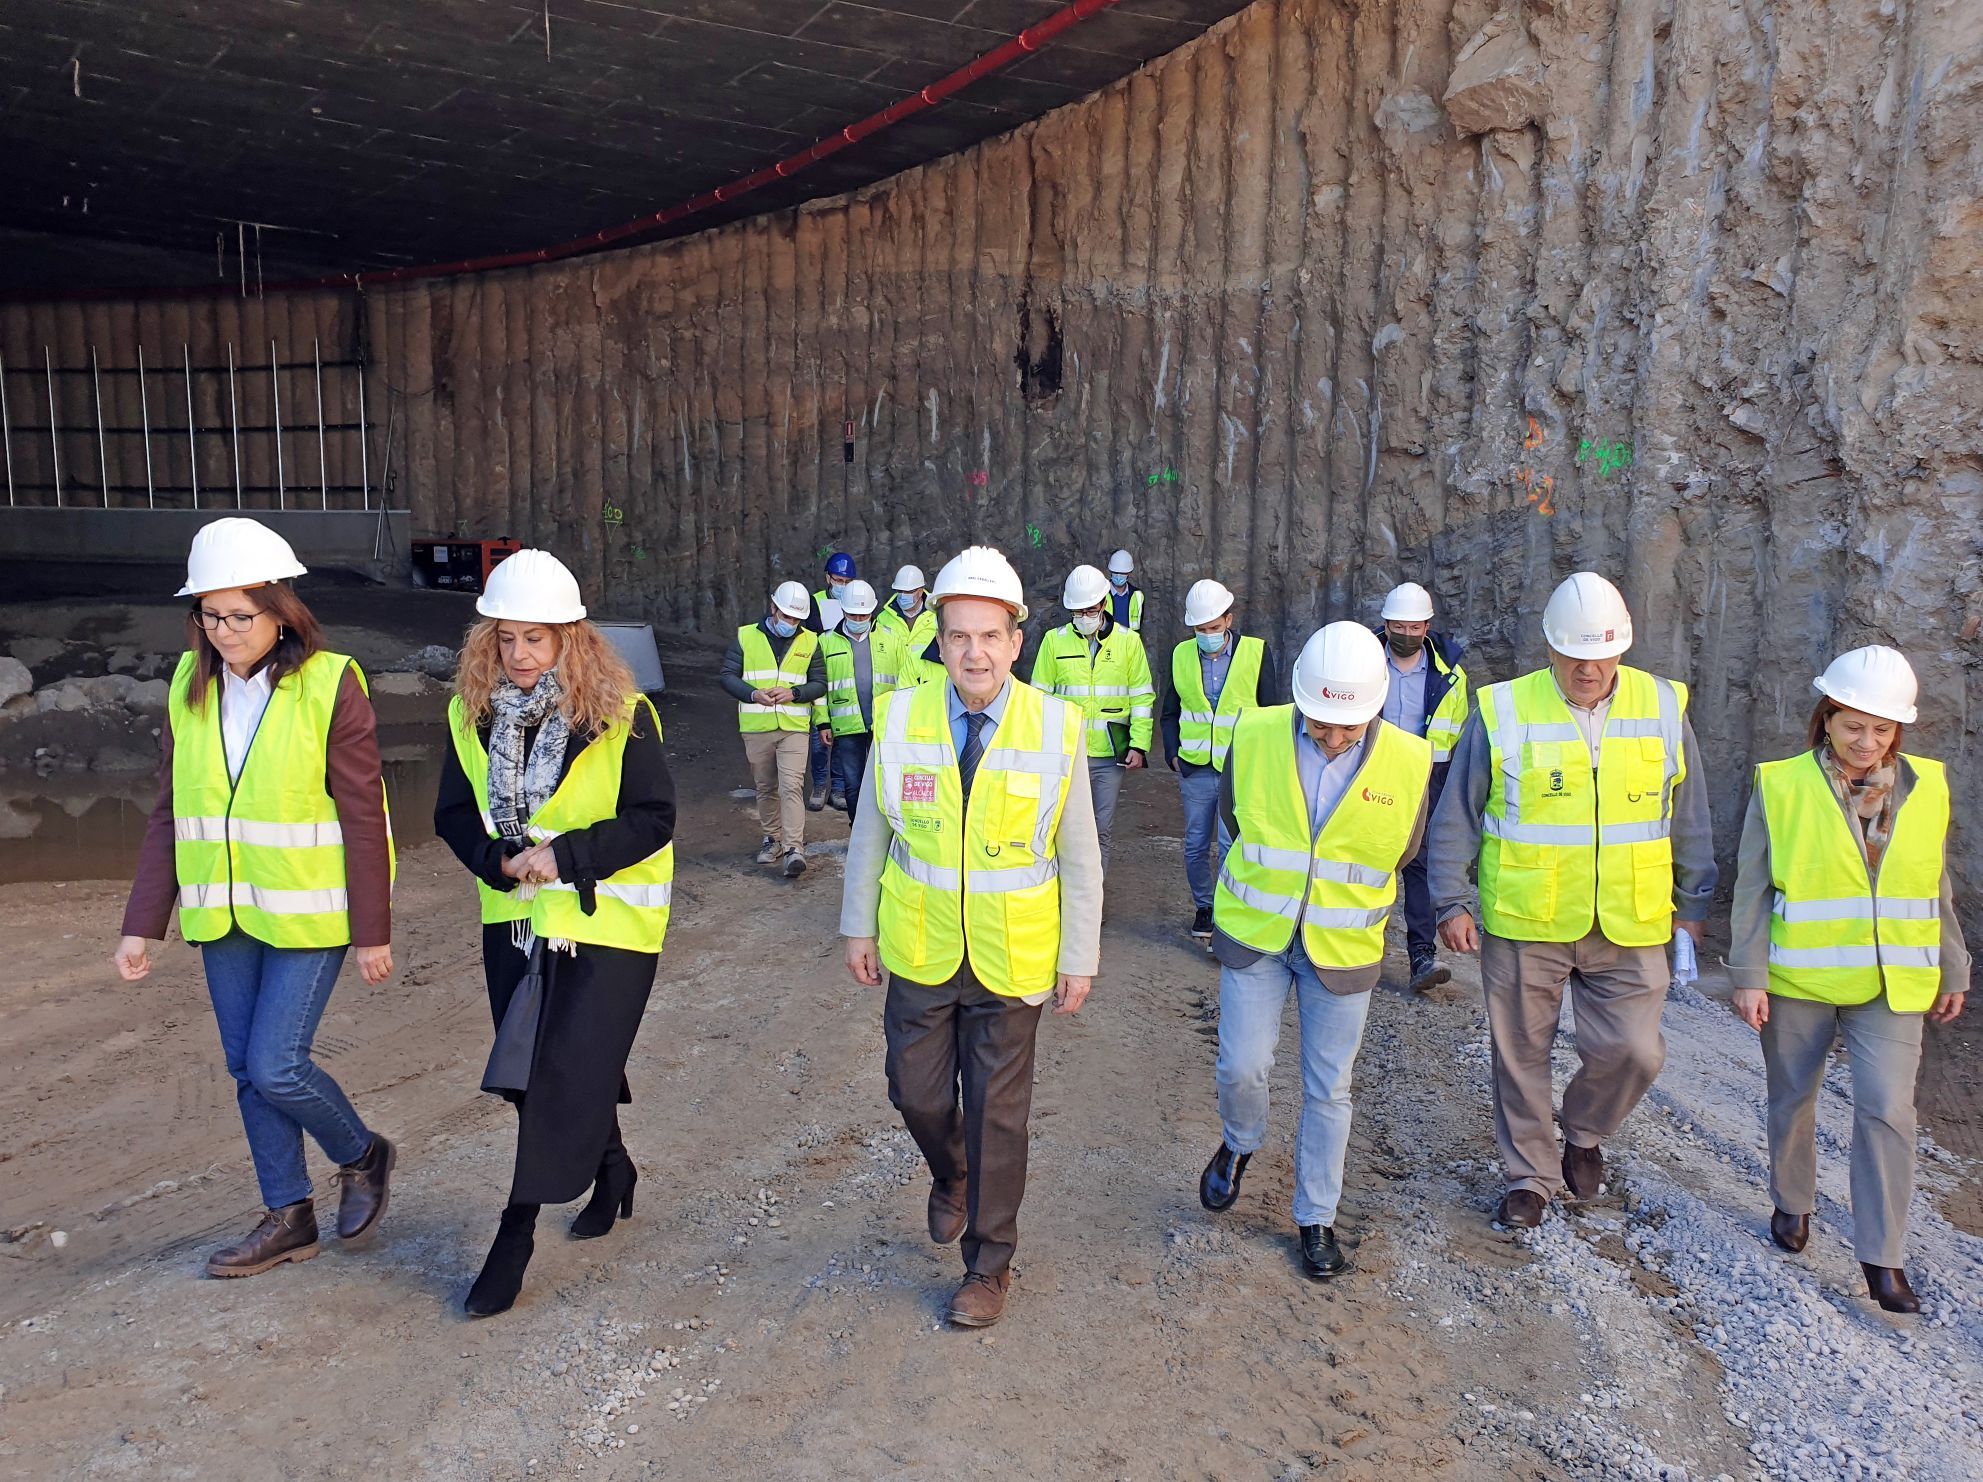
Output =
[{"x1": 1, "y1": 598, "x2": 1979, "y2": 1481}]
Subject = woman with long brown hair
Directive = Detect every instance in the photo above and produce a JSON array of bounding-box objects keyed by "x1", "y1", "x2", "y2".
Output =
[
  {"x1": 1729, "y1": 645, "x2": 1968, "y2": 1314},
  {"x1": 115, "y1": 517, "x2": 397, "y2": 1278},
  {"x1": 434, "y1": 549, "x2": 675, "y2": 1317}
]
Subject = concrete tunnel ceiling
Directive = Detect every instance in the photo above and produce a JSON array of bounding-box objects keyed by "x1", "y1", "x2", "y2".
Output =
[{"x1": 0, "y1": 0, "x2": 1253, "y2": 292}]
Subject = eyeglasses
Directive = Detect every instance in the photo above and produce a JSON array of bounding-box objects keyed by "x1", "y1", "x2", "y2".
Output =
[{"x1": 195, "y1": 608, "x2": 264, "y2": 633}]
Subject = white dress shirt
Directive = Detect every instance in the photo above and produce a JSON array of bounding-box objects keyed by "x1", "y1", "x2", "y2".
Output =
[{"x1": 220, "y1": 665, "x2": 275, "y2": 782}]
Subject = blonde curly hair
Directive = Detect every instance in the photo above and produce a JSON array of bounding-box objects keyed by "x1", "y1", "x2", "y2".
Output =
[{"x1": 455, "y1": 618, "x2": 639, "y2": 739}]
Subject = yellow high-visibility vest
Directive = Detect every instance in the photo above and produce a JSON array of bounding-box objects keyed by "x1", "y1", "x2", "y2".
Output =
[
  {"x1": 1425, "y1": 644, "x2": 1471, "y2": 764},
  {"x1": 872, "y1": 679, "x2": 1083, "y2": 997},
  {"x1": 1171, "y1": 634, "x2": 1265, "y2": 770},
  {"x1": 1030, "y1": 622, "x2": 1156, "y2": 759},
  {"x1": 736, "y1": 625, "x2": 817, "y2": 733},
  {"x1": 811, "y1": 630, "x2": 896, "y2": 738},
  {"x1": 1214, "y1": 710, "x2": 1431, "y2": 968},
  {"x1": 447, "y1": 694, "x2": 673, "y2": 955},
  {"x1": 878, "y1": 601, "x2": 937, "y2": 657},
  {"x1": 169, "y1": 650, "x2": 394, "y2": 950},
  {"x1": 1477, "y1": 666, "x2": 1688, "y2": 947},
  {"x1": 1756, "y1": 750, "x2": 1947, "y2": 1012}
]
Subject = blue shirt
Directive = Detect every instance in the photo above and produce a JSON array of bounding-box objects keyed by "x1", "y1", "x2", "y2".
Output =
[
  {"x1": 1292, "y1": 711, "x2": 1369, "y2": 839},
  {"x1": 1381, "y1": 651, "x2": 1430, "y2": 738},
  {"x1": 947, "y1": 675, "x2": 1012, "y2": 757},
  {"x1": 1109, "y1": 585, "x2": 1135, "y2": 626}
]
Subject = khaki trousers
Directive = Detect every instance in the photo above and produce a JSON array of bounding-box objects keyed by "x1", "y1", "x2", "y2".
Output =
[
  {"x1": 743, "y1": 729, "x2": 809, "y2": 853},
  {"x1": 1481, "y1": 930, "x2": 1669, "y2": 1197},
  {"x1": 1761, "y1": 995, "x2": 1923, "y2": 1267}
]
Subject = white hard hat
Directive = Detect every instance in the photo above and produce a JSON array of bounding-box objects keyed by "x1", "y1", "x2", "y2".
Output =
[
  {"x1": 177, "y1": 516, "x2": 308, "y2": 597},
  {"x1": 892, "y1": 564, "x2": 927, "y2": 593},
  {"x1": 931, "y1": 545, "x2": 1028, "y2": 625},
  {"x1": 1381, "y1": 581, "x2": 1434, "y2": 622},
  {"x1": 477, "y1": 549, "x2": 587, "y2": 623},
  {"x1": 771, "y1": 581, "x2": 811, "y2": 621},
  {"x1": 1062, "y1": 564, "x2": 1111, "y2": 610},
  {"x1": 1814, "y1": 645, "x2": 1918, "y2": 724},
  {"x1": 840, "y1": 579, "x2": 878, "y2": 617},
  {"x1": 1542, "y1": 571, "x2": 1634, "y2": 660},
  {"x1": 1107, "y1": 549, "x2": 1135, "y2": 576},
  {"x1": 1183, "y1": 579, "x2": 1235, "y2": 627},
  {"x1": 1291, "y1": 622, "x2": 1390, "y2": 725}
]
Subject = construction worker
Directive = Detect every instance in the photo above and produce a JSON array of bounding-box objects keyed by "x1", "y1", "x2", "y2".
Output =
[
  {"x1": 1105, "y1": 548, "x2": 1145, "y2": 631},
  {"x1": 1729, "y1": 646, "x2": 1968, "y2": 1316},
  {"x1": 115, "y1": 517, "x2": 397, "y2": 1279},
  {"x1": 720, "y1": 580, "x2": 825, "y2": 878},
  {"x1": 841, "y1": 546, "x2": 1101, "y2": 1329},
  {"x1": 806, "y1": 553, "x2": 860, "y2": 808},
  {"x1": 1199, "y1": 623, "x2": 1432, "y2": 1279},
  {"x1": 1031, "y1": 563, "x2": 1155, "y2": 871},
  {"x1": 813, "y1": 579, "x2": 892, "y2": 824},
  {"x1": 1429, "y1": 572, "x2": 1716, "y2": 1229},
  {"x1": 1372, "y1": 581, "x2": 1473, "y2": 992},
  {"x1": 1161, "y1": 578, "x2": 1282, "y2": 943},
  {"x1": 432, "y1": 550, "x2": 675, "y2": 1317},
  {"x1": 879, "y1": 563, "x2": 937, "y2": 654}
]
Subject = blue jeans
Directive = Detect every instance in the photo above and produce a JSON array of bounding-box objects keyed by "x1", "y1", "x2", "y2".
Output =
[
  {"x1": 832, "y1": 733, "x2": 871, "y2": 824},
  {"x1": 1177, "y1": 765, "x2": 1232, "y2": 910},
  {"x1": 1215, "y1": 935, "x2": 1374, "y2": 1227},
  {"x1": 809, "y1": 729, "x2": 831, "y2": 791},
  {"x1": 202, "y1": 931, "x2": 373, "y2": 1209}
]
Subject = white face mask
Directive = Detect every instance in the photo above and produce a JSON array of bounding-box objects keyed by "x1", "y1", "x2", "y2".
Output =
[{"x1": 1073, "y1": 612, "x2": 1103, "y2": 637}]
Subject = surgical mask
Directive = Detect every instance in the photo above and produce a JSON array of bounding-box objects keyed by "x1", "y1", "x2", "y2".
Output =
[
  {"x1": 829, "y1": 582, "x2": 849, "y2": 601},
  {"x1": 843, "y1": 617, "x2": 872, "y2": 637},
  {"x1": 1110, "y1": 574, "x2": 1129, "y2": 590},
  {"x1": 768, "y1": 616, "x2": 798, "y2": 639},
  {"x1": 1196, "y1": 629, "x2": 1228, "y2": 654},
  {"x1": 895, "y1": 591, "x2": 920, "y2": 613},
  {"x1": 1073, "y1": 612, "x2": 1103, "y2": 637},
  {"x1": 1387, "y1": 632, "x2": 1425, "y2": 657}
]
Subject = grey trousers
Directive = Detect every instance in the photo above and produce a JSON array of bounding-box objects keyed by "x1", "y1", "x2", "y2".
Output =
[
  {"x1": 883, "y1": 968, "x2": 1044, "y2": 1278},
  {"x1": 1087, "y1": 755, "x2": 1124, "y2": 873},
  {"x1": 1761, "y1": 994, "x2": 1924, "y2": 1267},
  {"x1": 1481, "y1": 931, "x2": 1669, "y2": 1197}
]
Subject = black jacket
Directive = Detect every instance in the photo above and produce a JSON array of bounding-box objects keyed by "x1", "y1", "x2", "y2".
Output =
[{"x1": 719, "y1": 618, "x2": 828, "y2": 705}]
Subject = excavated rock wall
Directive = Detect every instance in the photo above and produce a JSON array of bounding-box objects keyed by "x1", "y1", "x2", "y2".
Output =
[{"x1": 7, "y1": 0, "x2": 1980, "y2": 899}]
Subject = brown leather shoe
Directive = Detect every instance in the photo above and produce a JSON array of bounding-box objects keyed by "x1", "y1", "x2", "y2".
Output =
[
  {"x1": 1770, "y1": 1209, "x2": 1810, "y2": 1253},
  {"x1": 207, "y1": 1202, "x2": 319, "y2": 1277},
  {"x1": 1562, "y1": 1142, "x2": 1604, "y2": 1200},
  {"x1": 1862, "y1": 1263, "x2": 1920, "y2": 1314},
  {"x1": 334, "y1": 1134, "x2": 396, "y2": 1241},
  {"x1": 927, "y1": 1178, "x2": 967, "y2": 1245},
  {"x1": 946, "y1": 1271, "x2": 1011, "y2": 1327},
  {"x1": 1494, "y1": 1189, "x2": 1547, "y2": 1229}
]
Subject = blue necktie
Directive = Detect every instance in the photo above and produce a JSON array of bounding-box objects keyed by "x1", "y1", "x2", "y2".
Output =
[{"x1": 959, "y1": 711, "x2": 989, "y2": 799}]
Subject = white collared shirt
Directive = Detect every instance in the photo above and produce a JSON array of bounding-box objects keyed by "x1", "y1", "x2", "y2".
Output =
[{"x1": 220, "y1": 665, "x2": 275, "y2": 782}]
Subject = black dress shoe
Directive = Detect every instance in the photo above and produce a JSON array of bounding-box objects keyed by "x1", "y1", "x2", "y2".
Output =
[
  {"x1": 1770, "y1": 1209, "x2": 1809, "y2": 1253},
  {"x1": 1862, "y1": 1263, "x2": 1920, "y2": 1314},
  {"x1": 1299, "y1": 1224, "x2": 1349, "y2": 1280},
  {"x1": 1562, "y1": 1142, "x2": 1604, "y2": 1200},
  {"x1": 465, "y1": 1204, "x2": 539, "y2": 1318},
  {"x1": 1494, "y1": 1189, "x2": 1547, "y2": 1229},
  {"x1": 1199, "y1": 1144, "x2": 1251, "y2": 1212}
]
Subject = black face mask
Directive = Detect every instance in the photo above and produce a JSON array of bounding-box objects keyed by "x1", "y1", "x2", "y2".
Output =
[{"x1": 1387, "y1": 631, "x2": 1425, "y2": 658}]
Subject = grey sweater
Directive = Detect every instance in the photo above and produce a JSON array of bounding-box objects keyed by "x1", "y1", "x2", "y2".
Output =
[
  {"x1": 1427, "y1": 695, "x2": 1717, "y2": 929},
  {"x1": 1727, "y1": 753, "x2": 1970, "y2": 994},
  {"x1": 838, "y1": 681, "x2": 1104, "y2": 980}
]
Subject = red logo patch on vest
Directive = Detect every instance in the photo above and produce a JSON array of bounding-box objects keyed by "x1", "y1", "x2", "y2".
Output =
[
  {"x1": 902, "y1": 772, "x2": 938, "y2": 805},
  {"x1": 1361, "y1": 786, "x2": 1395, "y2": 806}
]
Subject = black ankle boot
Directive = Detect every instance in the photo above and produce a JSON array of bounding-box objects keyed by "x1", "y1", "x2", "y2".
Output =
[
  {"x1": 570, "y1": 1146, "x2": 638, "y2": 1240},
  {"x1": 465, "y1": 1204, "x2": 539, "y2": 1318}
]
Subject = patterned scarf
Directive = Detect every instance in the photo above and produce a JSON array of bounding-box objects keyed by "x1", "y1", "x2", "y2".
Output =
[
  {"x1": 487, "y1": 670, "x2": 571, "y2": 844},
  {"x1": 1819, "y1": 742, "x2": 1899, "y2": 875}
]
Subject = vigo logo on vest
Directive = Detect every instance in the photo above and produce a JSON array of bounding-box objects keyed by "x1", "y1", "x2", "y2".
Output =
[
  {"x1": 1361, "y1": 786, "x2": 1394, "y2": 806},
  {"x1": 902, "y1": 773, "x2": 938, "y2": 805}
]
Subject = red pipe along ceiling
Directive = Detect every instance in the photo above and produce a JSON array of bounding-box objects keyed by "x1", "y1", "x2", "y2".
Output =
[{"x1": 23, "y1": 0, "x2": 1125, "y2": 304}]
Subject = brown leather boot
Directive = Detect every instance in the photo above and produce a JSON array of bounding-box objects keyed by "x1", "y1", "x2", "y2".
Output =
[
  {"x1": 946, "y1": 1271, "x2": 1011, "y2": 1327},
  {"x1": 927, "y1": 1178, "x2": 967, "y2": 1245},
  {"x1": 207, "y1": 1202, "x2": 319, "y2": 1278},
  {"x1": 1562, "y1": 1142, "x2": 1604, "y2": 1200},
  {"x1": 334, "y1": 1134, "x2": 396, "y2": 1241},
  {"x1": 1494, "y1": 1189, "x2": 1547, "y2": 1229}
]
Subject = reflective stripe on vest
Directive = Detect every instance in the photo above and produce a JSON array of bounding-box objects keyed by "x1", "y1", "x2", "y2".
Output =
[
  {"x1": 873, "y1": 679, "x2": 1080, "y2": 997},
  {"x1": 1425, "y1": 646, "x2": 1470, "y2": 764},
  {"x1": 1477, "y1": 666, "x2": 1686, "y2": 947},
  {"x1": 1213, "y1": 708, "x2": 1432, "y2": 969},
  {"x1": 447, "y1": 693, "x2": 674, "y2": 955},
  {"x1": 1034, "y1": 624, "x2": 1156, "y2": 759},
  {"x1": 1755, "y1": 751, "x2": 1947, "y2": 1012},
  {"x1": 168, "y1": 649, "x2": 391, "y2": 949},
  {"x1": 812, "y1": 631, "x2": 893, "y2": 738},
  {"x1": 737, "y1": 625, "x2": 817, "y2": 732},
  {"x1": 1171, "y1": 634, "x2": 1265, "y2": 770}
]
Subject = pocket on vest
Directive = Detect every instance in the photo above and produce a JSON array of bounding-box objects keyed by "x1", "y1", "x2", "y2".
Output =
[
  {"x1": 1492, "y1": 842, "x2": 1558, "y2": 924},
  {"x1": 1630, "y1": 840, "x2": 1673, "y2": 920}
]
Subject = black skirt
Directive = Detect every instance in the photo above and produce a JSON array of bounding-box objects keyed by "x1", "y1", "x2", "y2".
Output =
[{"x1": 483, "y1": 924, "x2": 659, "y2": 1206}]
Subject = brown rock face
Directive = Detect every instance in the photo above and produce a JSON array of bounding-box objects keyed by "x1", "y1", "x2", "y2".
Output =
[{"x1": 1442, "y1": 12, "x2": 1548, "y2": 136}]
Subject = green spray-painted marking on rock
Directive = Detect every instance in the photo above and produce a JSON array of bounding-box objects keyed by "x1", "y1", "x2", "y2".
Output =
[
  {"x1": 1576, "y1": 439, "x2": 1633, "y2": 478},
  {"x1": 1026, "y1": 523, "x2": 1044, "y2": 548}
]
